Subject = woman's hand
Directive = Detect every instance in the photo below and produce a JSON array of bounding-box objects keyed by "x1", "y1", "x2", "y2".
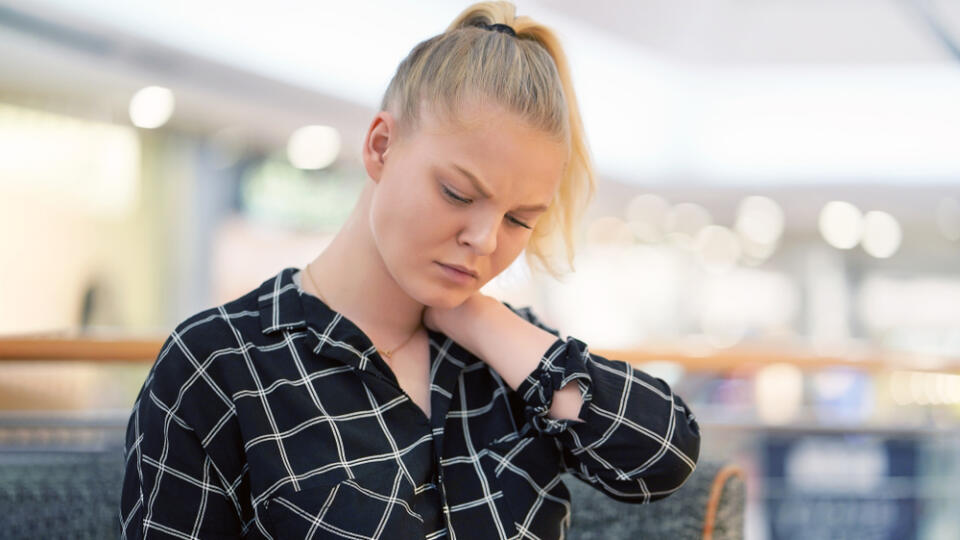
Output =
[
  {"x1": 422, "y1": 293, "x2": 564, "y2": 392},
  {"x1": 423, "y1": 293, "x2": 583, "y2": 419}
]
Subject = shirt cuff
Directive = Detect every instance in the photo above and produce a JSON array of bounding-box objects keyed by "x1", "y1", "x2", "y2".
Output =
[{"x1": 515, "y1": 336, "x2": 594, "y2": 436}]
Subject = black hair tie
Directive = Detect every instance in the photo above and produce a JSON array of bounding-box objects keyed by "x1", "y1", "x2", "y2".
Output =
[{"x1": 474, "y1": 21, "x2": 516, "y2": 37}]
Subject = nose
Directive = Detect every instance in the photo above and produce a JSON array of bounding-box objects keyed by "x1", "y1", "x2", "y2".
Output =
[{"x1": 458, "y1": 212, "x2": 500, "y2": 256}]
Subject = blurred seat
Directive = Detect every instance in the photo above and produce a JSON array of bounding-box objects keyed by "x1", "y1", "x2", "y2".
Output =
[
  {"x1": 564, "y1": 460, "x2": 746, "y2": 540},
  {"x1": 0, "y1": 447, "x2": 125, "y2": 540},
  {"x1": 0, "y1": 441, "x2": 743, "y2": 540}
]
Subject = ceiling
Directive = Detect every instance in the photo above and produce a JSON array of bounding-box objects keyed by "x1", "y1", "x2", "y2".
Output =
[
  {"x1": 1, "y1": 0, "x2": 960, "y2": 188},
  {"x1": 542, "y1": 0, "x2": 960, "y2": 64}
]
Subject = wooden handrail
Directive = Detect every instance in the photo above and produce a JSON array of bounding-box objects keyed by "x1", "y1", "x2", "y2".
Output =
[
  {"x1": 0, "y1": 336, "x2": 164, "y2": 361},
  {"x1": 0, "y1": 335, "x2": 957, "y2": 374},
  {"x1": 595, "y1": 345, "x2": 960, "y2": 374}
]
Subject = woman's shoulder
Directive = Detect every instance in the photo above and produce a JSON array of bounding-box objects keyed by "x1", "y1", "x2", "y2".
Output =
[
  {"x1": 149, "y1": 282, "x2": 265, "y2": 387},
  {"x1": 167, "y1": 294, "x2": 258, "y2": 353}
]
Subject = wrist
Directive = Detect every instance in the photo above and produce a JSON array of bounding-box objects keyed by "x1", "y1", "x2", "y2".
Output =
[
  {"x1": 482, "y1": 311, "x2": 561, "y2": 391},
  {"x1": 451, "y1": 294, "x2": 502, "y2": 352}
]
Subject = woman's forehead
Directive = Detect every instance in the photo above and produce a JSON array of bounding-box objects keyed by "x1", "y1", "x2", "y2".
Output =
[
  {"x1": 397, "y1": 101, "x2": 567, "y2": 198},
  {"x1": 423, "y1": 125, "x2": 563, "y2": 179},
  {"x1": 416, "y1": 97, "x2": 561, "y2": 141},
  {"x1": 417, "y1": 105, "x2": 564, "y2": 156}
]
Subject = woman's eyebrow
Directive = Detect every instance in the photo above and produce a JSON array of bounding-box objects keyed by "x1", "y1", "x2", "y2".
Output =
[{"x1": 451, "y1": 163, "x2": 550, "y2": 212}]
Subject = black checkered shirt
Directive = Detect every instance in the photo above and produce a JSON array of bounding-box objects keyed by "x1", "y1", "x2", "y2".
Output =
[{"x1": 120, "y1": 266, "x2": 701, "y2": 539}]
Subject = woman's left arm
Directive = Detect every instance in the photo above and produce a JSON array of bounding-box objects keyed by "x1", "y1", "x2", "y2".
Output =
[{"x1": 424, "y1": 294, "x2": 702, "y2": 504}]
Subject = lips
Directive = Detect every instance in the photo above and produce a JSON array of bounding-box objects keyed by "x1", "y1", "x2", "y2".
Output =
[{"x1": 438, "y1": 262, "x2": 478, "y2": 278}]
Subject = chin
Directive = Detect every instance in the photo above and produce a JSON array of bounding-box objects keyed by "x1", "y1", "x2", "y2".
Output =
[{"x1": 413, "y1": 285, "x2": 474, "y2": 310}]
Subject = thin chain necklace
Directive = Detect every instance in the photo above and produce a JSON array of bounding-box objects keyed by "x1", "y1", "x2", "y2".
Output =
[{"x1": 303, "y1": 262, "x2": 421, "y2": 360}]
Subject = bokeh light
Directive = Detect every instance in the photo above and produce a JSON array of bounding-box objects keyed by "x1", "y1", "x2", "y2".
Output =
[
  {"x1": 128, "y1": 86, "x2": 175, "y2": 129},
  {"x1": 818, "y1": 200, "x2": 863, "y2": 249},
  {"x1": 286, "y1": 125, "x2": 341, "y2": 170},
  {"x1": 755, "y1": 363, "x2": 804, "y2": 424},
  {"x1": 861, "y1": 211, "x2": 902, "y2": 258}
]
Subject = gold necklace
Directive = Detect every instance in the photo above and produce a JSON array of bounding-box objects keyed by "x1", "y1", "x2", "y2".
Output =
[{"x1": 303, "y1": 263, "x2": 421, "y2": 359}]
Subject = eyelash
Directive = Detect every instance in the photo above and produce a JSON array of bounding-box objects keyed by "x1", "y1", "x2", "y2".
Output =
[{"x1": 441, "y1": 185, "x2": 532, "y2": 229}]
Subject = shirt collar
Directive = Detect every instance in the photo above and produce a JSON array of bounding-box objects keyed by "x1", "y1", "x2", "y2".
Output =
[
  {"x1": 257, "y1": 266, "x2": 482, "y2": 427},
  {"x1": 257, "y1": 266, "x2": 309, "y2": 335},
  {"x1": 257, "y1": 267, "x2": 380, "y2": 372},
  {"x1": 257, "y1": 267, "x2": 475, "y2": 359}
]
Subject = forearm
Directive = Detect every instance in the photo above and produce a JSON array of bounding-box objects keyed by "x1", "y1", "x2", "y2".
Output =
[
  {"x1": 460, "y1": 298, "x2": 585, "y2": 422},
  {"x1": 448, "y1": 299, "x2": 702, "y2": 502}
]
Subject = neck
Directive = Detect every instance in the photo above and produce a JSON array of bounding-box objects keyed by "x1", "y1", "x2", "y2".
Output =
[{"x1": 306, "y1": 182, "x2": 425, "y2": 349}]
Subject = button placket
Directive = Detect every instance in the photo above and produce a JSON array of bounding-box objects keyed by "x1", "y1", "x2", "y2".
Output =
[{"x1": 437, "y1": 467, "x2": 451, "y2": 523}]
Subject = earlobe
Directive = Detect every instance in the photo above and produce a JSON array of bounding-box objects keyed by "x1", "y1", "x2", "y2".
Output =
[{"x1": 362, "y1": 111, "x2": 395, "y2": 184}]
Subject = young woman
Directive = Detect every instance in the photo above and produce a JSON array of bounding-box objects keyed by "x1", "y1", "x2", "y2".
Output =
[{"x1": 120, "y1": 3, "x2": 701, "y2": 539}]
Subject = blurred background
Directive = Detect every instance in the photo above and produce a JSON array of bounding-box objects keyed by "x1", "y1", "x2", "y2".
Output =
[{"x1": 1, "y1": 0, "x2": 959, "y2": 538}]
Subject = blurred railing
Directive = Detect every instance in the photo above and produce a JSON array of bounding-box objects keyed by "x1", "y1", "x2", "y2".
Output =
[
  {"x1": 2, "y1": 333, "x2": 958, "y2": 374},
  {"x1": 0, "y1": 335, "x2": 164, "y2": 362}
]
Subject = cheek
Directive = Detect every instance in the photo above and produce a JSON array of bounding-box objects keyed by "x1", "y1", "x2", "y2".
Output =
[
  {"x1": 370, "y1": 187, "x2": 415, "y2": 263},
  {"x1": 371, "y1": 179, "x2": 446, "y2": 262},
  {"x1": 488, "y1": 235, "x2": 528, "y2": 275},
  {"x1": 375, "y1": 178, "x2": 426, "y2": 232}
]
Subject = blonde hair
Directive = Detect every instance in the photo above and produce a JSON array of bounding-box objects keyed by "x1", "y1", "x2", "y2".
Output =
[{"x1": 379, "y1": 1, "x2": 595, "y2": 278}]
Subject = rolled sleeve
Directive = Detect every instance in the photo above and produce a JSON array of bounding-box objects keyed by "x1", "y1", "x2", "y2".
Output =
[
  {"x1": 515, "y1": 335, "x2": 593, "y2": 435},
  {"x1": 505, "y1": 302, "x2": 702, "y2": 504}
]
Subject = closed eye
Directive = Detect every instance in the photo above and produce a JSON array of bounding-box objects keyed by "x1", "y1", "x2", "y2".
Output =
[
  {"x1": 442, "y1": 185, "x2": 471, "y2": 204},
  {"x1": 441, "y1": 185, "x2": 532, "y2": 230}
]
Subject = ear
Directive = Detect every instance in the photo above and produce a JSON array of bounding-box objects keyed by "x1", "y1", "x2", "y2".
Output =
[{"x1": 361, "y1": 111, "x2": 396, "y2": 184}]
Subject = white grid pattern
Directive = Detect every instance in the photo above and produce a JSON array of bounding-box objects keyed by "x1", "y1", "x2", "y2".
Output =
[{"x1": 119, "y1": 267, "x2": 701, "y2": 539}]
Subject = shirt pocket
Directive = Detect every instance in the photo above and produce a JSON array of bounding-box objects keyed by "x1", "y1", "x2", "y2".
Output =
[
  {"x1": 264, "y1": 462, "x2": 424, "y2": 539},
  {"x1": 485, "y1": 435, "x2": 571, "y2": 539}
]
